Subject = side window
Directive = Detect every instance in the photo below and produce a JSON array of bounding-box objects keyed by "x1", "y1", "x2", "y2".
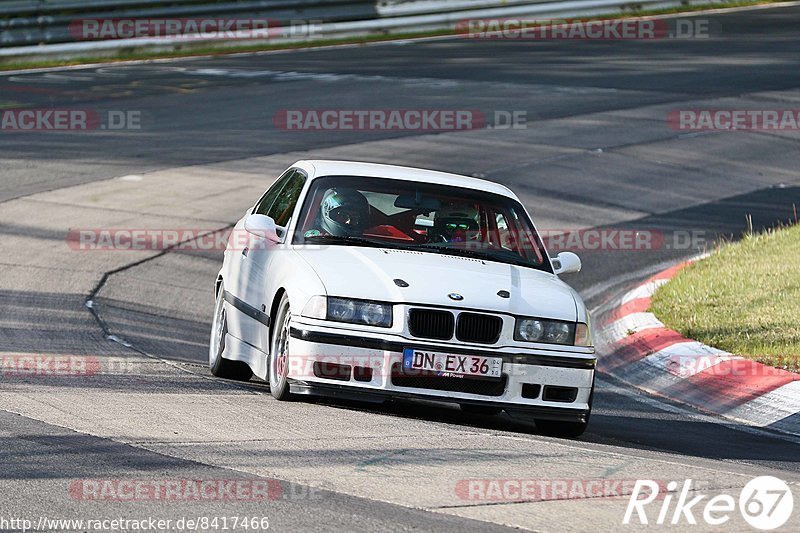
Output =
[
  {"x1": 266, "y1": 171, "x2": 306, "y2": 227},
  {"x1": 508, "y1": 207, "x2": 545, "y2": 265},
  {"x1": 253, "y1": 170, "x2": 294, "y2": 216},
  {"x1": 495, "y1": 212, "x2": 514, "y2": 251}
]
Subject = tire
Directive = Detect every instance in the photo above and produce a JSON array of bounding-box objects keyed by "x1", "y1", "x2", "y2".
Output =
[
  {"x1": 209, "y1": 283, "x2": 253, "y2": 381},
  {"x1": 268, "y1": 293, "x2": 293, "y2": 400},
  {"x1": 459, "y1": 404, "x2": 503, "y2": 416}
]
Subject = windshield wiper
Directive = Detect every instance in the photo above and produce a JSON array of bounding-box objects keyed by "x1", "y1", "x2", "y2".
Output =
[
  {"x1": 303, "y1": 236, "x2": 546, "y2": 270},
  {"x1": 302, "y1": 234, "x2": 400, "y2": 249},
  {"x1": 411, "y1": 243, "x2": 542, "y2": 270}
]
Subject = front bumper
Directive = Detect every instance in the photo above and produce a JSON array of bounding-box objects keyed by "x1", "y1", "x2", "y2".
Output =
[{"x1": 287, "y1": 322, "x2": 595, "y2": 422}]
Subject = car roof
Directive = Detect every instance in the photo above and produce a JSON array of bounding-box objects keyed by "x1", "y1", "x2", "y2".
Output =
[{"x1": 293, "y1": 160, "x2": 519, "y2": 200}]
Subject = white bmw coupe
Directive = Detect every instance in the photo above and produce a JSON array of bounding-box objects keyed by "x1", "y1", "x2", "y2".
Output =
[{"x1": 210, "y1": 160, "x2": 595, "y2": 437}]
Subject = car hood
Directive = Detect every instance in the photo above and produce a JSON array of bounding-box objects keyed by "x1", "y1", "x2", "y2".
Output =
[{"x1": 293, "y1": 246, "x2": 578, "y2": 321}]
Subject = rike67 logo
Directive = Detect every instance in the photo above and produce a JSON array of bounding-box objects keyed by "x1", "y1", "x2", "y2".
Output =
[{"x1": 624, "y1": 477, "x2": 794, "y2": 529}]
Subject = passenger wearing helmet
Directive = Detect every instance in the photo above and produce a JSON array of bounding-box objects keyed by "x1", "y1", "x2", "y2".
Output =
[
  {"x1": 428, "y1": 203, "x2": 480, "y2": 243},
  {"x1": 304, "y1": 188, "x2": 371, "y2": 238}
]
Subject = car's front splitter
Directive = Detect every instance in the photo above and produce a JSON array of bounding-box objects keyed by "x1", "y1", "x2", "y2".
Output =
[{"x1": 286, "y1": 324, "x2": 594, "y2": 419}]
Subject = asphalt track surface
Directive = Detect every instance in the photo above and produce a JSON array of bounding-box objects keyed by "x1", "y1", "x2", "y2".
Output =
[{"x1": 2, "y1": 4, "x2": 800, "y2": 532}]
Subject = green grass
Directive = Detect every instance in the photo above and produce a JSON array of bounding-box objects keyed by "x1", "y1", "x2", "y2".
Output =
[
  {"x1": 615, "y1": 0, "x2": 789, "y2": 15},
  {"x1": 0, "y1": 0, "x2": 791, "y2": 71},
  {"x1": 0, "y1": 29, "x2": 454, "y2": 71},
  {"x1": 651, "y1": 223, "x2": 800, "y2": 372}
]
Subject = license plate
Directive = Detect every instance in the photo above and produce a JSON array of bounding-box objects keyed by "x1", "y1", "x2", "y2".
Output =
[{"x1": 402, "y1": 348, "x2": 502, "y2": 379}]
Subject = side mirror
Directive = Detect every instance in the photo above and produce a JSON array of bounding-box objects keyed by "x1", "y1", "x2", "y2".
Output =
[
  {"x1": 244, "y1": 214, "x2": 280, "y2": 243},
  {"x1": 552, "y1": 251, "x2": 581, "y2": 275}
]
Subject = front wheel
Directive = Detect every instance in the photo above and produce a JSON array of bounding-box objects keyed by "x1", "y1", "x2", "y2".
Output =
[
  {"x1": 268, "y1": 293, "x2": 293, "y2": 400},
  {"x1": 209, "y1": 284, "x2": 253, "y2": 381}
]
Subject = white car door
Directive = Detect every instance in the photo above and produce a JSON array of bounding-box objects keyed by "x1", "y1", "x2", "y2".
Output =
[
  {"x1": 231, "y1": 169, "x2": 307, "y2": 353},
  {"x1": 226, "y1": 169, "x2": 292, "y2": 351}
]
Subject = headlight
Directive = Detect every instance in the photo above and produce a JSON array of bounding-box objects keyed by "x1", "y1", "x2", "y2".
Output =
[
  {"x1": 514, "y1": 317, "x2": 580, "y2": 345},
  {"x1": 358, "y1": 302, "x2": 392, "y2": 327},
  {"x1": 516, "y1": 318, "x2": 544, "y2": 341},
  {"x1": 328, "y1": 298, "x2": 358, "y2": 322},
  {"x1": 302, "y1": 296, "x2": 392, "y2": 328}
]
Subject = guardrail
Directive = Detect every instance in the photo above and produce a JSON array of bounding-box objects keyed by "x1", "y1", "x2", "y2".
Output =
[
  {"x1": 0, "y1": 0, "x2": 724, "y2": 59},
  {"x1": 0, "y1": 1, "x2": 378, "y2": 47}
]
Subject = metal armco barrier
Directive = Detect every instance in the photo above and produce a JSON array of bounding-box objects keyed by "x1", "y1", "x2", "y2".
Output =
[
  {"x1": 0, "y1": 0, "x2": 726, "y2": 55},
  {"x1": 0, "y1": 1, "x2": 379, "y2": 47}
]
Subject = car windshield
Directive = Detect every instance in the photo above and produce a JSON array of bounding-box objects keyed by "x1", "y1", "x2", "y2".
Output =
[{"x1": 293, "y1": 175, "x2": 550, "y2": 271}]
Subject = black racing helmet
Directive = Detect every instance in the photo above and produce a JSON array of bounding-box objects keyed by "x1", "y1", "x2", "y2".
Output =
[
  {"x1": 431, "y1": 204, "x2": 479, "y2": 243},
  {"x1": 320, "y1": 188, "x2": 370, "y2": 237}
]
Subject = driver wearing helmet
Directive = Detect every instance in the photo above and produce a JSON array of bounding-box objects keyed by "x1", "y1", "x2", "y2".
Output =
[{"x1": 304, "y1": 188, "x2": 371, "y2": 238}]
